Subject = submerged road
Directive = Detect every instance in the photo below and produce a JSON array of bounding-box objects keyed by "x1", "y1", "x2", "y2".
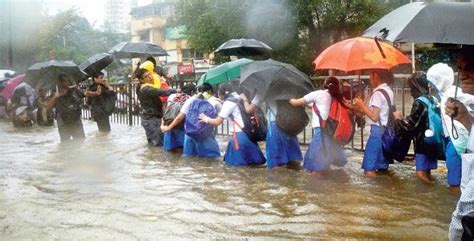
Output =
[{"x1": 0, "y1": 120, "x2": 458, "y2": 239}]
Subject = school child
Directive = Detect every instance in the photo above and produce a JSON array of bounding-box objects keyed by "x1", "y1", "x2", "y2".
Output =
[
  {"x1": 198, "y1": 83, "x2": 265, "y2": 166},
  {"x1": 393, "y1": 71, "x2": 440, "y2": 183},
  {"x1": 349, "y1": 70, "x2": 395, "y2": 177},
  {"x1": 161, "y1": 83, "x2": 220, "y2": 158},
  {"x1": 162, "y1": 84, "x2": 196, "y2": 151},
  {"x1": 426, "y1": 63, "x2": 474, "y2": 191},
  {"x1": 240, "y1": 90, "x2": 303, "y2": 169},
  {"x1": 288, "y1": 76, "x2": 348, "y2": 175}
]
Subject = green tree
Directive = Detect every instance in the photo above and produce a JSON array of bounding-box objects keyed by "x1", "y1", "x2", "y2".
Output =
[
  {"x1": 0, "y1": 2, "x2": 129, "y2": 75},
  {"x1": 175, "y1": 0, "x2": 402, "y2": 73}
]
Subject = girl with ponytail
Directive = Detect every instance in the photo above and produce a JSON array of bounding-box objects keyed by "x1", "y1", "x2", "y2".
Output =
[{"x1": 289, "y1": 76, "x2": 348, "y2": 175}]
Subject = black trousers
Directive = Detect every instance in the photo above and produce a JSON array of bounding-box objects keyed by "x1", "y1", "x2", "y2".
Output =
[
  {"x1": 141, "y1": 117, "x2": 163, "y2": 146},
  {"x1": 58, "y1": 120, "x2": 85, "y2": 142},
  {"x1": 96, "y1": 117, "x2": 111, "y2": 132}
]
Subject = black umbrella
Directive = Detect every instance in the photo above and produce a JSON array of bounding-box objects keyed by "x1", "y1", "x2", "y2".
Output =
[
  {"x1": 240, "y1": 59, "x2": 313, "y2": 101},
  {"x1": 215, "y1": 38, "x2": 272, "y2": 56},
  {"x1": 108, "y1": 41, "x2": 168, "y2": 59},
  {"x1": 25, "y1": 60, "x2": 87, "y2": 89},
  {"x1": 363, "y1": 2, "x2": 474, "y2": 44},
  {"x1": 79, "y1": 53, "x2": 114, "y2": 76},
  {"x1": 240, "y1": 59, "x2": 314, "y2": 136}
]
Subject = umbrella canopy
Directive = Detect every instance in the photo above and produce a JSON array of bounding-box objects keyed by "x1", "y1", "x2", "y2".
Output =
[
  {"x1": 25, "y1": 60, "x2": 87, "y2": 89},
  {"x1": 313, "y1": 37, "x2": 411, "y2": 72},
  {"x1": 198, "y1": 58, "x2": 254, "y2": 85},
  {"x1": 240, "y1": 59, "x2": 314, "y2": 101},
  {"x1": 0, "y1": 74, "x2": 25, "y2": 100},
  {"x1": 108, "y1": 41, "x2": 168, "y2": 59},
  {"x1": 362, "y1": 2, "x2": 474, "y2": 44},
  {"x1": 79, "y1": 53, "x2": 114, "y2": 76},
  {"x1": 215, "y1": 38, "x2": 272, "y2": 56}
]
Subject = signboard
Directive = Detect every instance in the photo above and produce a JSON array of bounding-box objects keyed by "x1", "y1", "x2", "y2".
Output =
[
  {"x1": 178, "y1": 63, "x2": 194, "y2": 75},
  {"x1": 193, "y1": 59, "x2": 210, "y2": 69},
  {"x1": 165, "y1": 25, "x2": 187, "y2": 40}
]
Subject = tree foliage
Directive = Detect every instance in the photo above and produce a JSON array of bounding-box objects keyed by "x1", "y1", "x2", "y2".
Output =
[
  {"x1": 0, "y1": 1, "x2": 129, "y2": 75},
  {"x1": 175, "y1": 0, "x2": 408, "y2": 74}
]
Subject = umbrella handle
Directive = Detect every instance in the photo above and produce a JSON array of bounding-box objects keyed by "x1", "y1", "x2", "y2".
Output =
[
  {"x1": 374, "y1": 37, "x2": 387, "y2": 59},
  {"x1": 451, "y1": 74, "x2": 460, "y2": 140}
]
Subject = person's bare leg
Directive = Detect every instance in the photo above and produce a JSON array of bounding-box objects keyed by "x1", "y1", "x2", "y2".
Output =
[
  {"x1": 449, "y1": 185, "x2": 461, "y2": 194},
  {"x1": 365, "y1": 170, "x2": 377, "y2": 177},
  {"x1": 416, "y1": 170, "x2": 434, "y2": 184}
]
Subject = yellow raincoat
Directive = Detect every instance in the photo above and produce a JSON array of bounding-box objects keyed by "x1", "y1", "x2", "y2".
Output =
[{"x1": 140, "y1": 61, "x2": 162, "y2": 89}]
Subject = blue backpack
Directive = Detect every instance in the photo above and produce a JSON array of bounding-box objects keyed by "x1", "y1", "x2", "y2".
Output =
[
  {"x1": 417, "y1": 96, "x2": 446, "y2": 160},
  {"x1": 184, "y1": 97, "x2": 218, "y2": 140}
]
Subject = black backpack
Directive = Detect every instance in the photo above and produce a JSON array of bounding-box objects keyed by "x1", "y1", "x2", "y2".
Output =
[
  {"x1": 104, "y1": 91, "x2": 117, "y2": 116},
  {"x1": 163, "y1": 94, "x2": 188, "y2": 128},
  {"x1": 57, "y1": 89, "x2": 82, "y2": 124},
  {"x1": 227, "y1": 96, "x2": 267, "y2": 143}
]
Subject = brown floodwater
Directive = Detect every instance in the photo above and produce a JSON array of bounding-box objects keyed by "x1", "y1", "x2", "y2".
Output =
[{"x1": 0, "y1": 120, "x2": 459, "y2": 240}]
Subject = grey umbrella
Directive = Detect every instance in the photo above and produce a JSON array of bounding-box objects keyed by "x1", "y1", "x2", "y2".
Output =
[
  {"x1": 363, "y1": 2, "x2": 474, "y2": 44},
  {"x1": 215, "y1": 38, "x2": 273, "y2": 56},
  {"x1": 108, "y1": 41, "x2": 168, "y2": 59},
  {"x1": 240, "y1": 59, "x2": 313, "y2": 101},
  {"x1": 240, "y1": 59, "x2": 313, "y2": 136},
  {"x1": 25, "y1": 60, "x2": 87, "y2": 89},
  {"x1": 79, "y1": 53, "x2": 114, "y2": 77}
]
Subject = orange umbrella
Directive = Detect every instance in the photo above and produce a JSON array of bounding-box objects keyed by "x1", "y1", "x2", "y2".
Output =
[{"x1": 313, "y1": 37, "x2": 411, "y2": 72}]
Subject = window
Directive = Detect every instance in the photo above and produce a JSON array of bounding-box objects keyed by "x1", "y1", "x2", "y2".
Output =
[{"x1": 139, "y1": 30, "x2": 149, "y2": 42}]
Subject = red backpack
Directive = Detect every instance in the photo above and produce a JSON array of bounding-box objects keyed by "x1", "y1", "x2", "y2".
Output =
[{"x1": 313, "y1": 99, "x2": 354, "y2": 145}]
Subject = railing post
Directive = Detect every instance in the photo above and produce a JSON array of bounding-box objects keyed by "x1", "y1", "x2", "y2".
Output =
[{"x1": 128, "y1": 82, "x2": 133, "y2": 126}]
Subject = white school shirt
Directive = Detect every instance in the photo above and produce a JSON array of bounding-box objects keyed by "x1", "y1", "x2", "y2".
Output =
[
  {"x1": 167, "y1": 93, "x2": 178, "y2": 103},
  {"x1": 179, "y1": 96, "x2": 196, "y2": 115},
  {"x1": 367, "y1": 83, "x2": 394, "y2": 126},
  {"x1": 303, "y1": 90, "x2": 332, "y2": 128},
  {"x1": 208, "y1": 96, "x2": 223, "y2": 113},
  {"x1": 218, "y1": 93, "x2": 244, "y2": 132},
  {"x1": 251, "y1": 93, "x2": 277, "y2": 121}
]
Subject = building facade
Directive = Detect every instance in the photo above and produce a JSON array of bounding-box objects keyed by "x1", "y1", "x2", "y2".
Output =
[
  {"x1": 104, "y1": 0, "x2": 133, "y2": 34},
  {"x1": 130, "y1": 1, "x2": 209, "y2": 81}
]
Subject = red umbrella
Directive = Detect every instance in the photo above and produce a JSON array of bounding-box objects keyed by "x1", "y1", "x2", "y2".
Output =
[
  {"x1": 313, "y1": 37, "x2": 411, "y2": 72},
  {"x1": 0, "y1": 74, "x2": 25, "y2": 100}
]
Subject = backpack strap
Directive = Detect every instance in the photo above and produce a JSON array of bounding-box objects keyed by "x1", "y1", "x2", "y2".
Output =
[
  {"x1": 312, "y1": 102, "x2": 326, "y2": 127},
  {"x1": 226, "y1": 97, "x2": 242, "y2": 150},
  {"x1": 375, "y1": 88, "x2": 394, "y2": 126}
]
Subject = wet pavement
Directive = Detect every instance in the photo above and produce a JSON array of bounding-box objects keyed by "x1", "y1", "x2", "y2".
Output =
[{"x1": 0, "y1": 120, "x2": 459, "y2": 240}]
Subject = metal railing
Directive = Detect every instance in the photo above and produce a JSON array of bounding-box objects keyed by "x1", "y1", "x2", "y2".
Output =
[{"x1": 81, "y1": 75, "x2": 413, "y2": 152}]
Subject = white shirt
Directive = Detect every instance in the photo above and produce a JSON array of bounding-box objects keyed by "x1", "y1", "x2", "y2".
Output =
[
  {"x1": 180, "y1": 96, "x2": 197, "y2": 115},
  {"x1": 167, "y1": 93, "x2": 178, "y2": 103},
  {"x1": 304, "y1": 90, "x2": 332, "y2": 128},
  {"x1": 208, "y1": 96, "x2": 223, "y2": 114},
  {"x1": 367, "y1": 83, "x2": 394, "y2": 126},
  {"x1": 219, "y1": 93, "x2": 244, "y2": 132},
  {"x1": 251, "y1": 93, "x2": 277, "y2": 121}
]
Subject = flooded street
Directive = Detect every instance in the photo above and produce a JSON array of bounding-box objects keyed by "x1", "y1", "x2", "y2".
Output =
[{"x1": 0, "y1": 120, "x2": 459, "y2": 240}]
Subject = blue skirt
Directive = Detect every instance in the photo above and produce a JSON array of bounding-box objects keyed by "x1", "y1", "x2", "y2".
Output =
[
  {"x1": 265, "y1": 121, "x2": 303, "y2": 169},
  {"x1": 224, "y1": 132, "x2": 266, "y2": 166},
  {"x1": 304, "y1": 127, "x2": 348, "y2": 172},
  {"x1": 415, "y1": 153, "x2": 437, "y2": 171},
  {"x1": 446, "y1": 140, "x2": 462, "y2": 186},
  {"x1": 362, "y1": 125, "x2": 391, "y2": 171},
  {"x1": 163, "y1": 128, "x2": 185, "y2": 151},
  {"x1": 183, "y1": 134, "x2": 220, "y2": 158}
]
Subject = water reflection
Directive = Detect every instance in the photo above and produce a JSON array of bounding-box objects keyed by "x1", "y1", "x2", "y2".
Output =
[{"x1": 0, "y1": 120, "x2": 459, "y2": 239}]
